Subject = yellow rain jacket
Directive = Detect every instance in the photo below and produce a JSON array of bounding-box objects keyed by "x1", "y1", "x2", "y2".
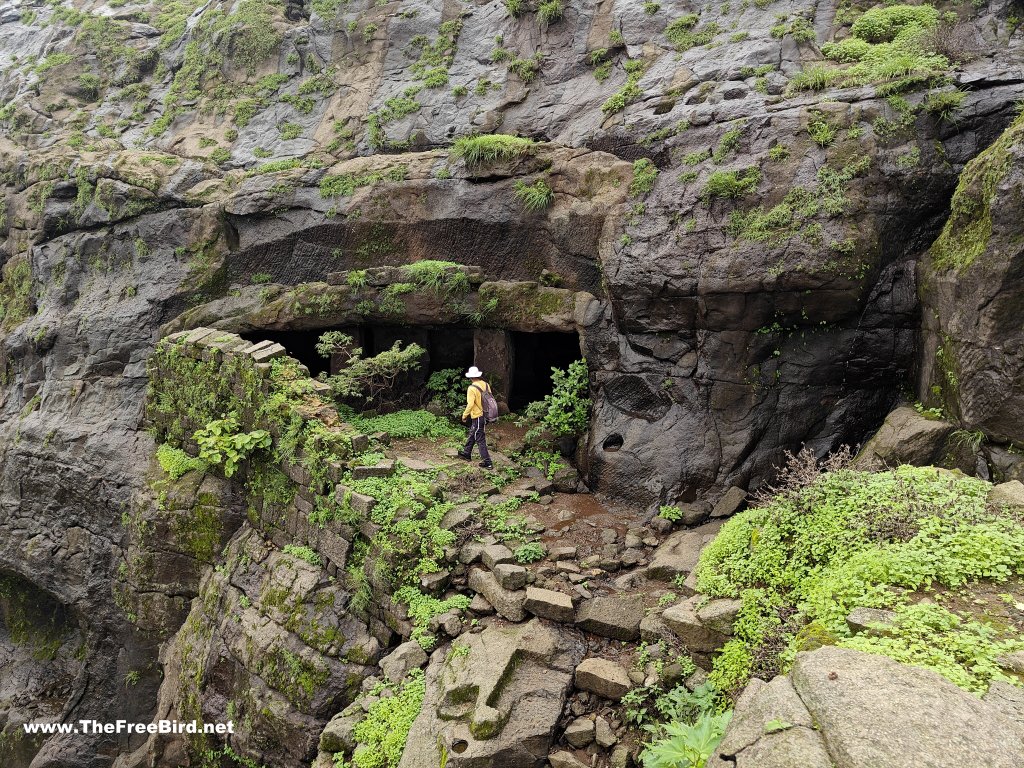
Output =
[{"x1": 462, "y1": 380, "x2": 492, "y2": 420}]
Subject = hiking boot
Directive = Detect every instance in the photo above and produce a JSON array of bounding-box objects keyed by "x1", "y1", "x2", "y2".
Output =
[
  {"x1": 457, "y1": 451, "x2": 471, "y2": 461},
  {"x1": 479, "y1": 460, "x2": 493, "y2": 469}
]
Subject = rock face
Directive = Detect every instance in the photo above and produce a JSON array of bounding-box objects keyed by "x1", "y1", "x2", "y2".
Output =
[
  {"x1": 919, "y1": 114, "x2": 1024, "y2": 449},
  {"x1": 710, "y1": 647, "x2": 1024, "y2": 768},
  {"x1": 398, "y1": 620, "x2": 585, "y2": 768},
  {"x1": 1, "y1": 0, "x2": 1024, "y2": 765}
]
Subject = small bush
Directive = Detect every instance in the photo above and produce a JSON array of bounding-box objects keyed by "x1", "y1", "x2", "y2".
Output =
[
  {"x1": 514, "y1": 542, "x2": 547, "y2": 563},
  {"x1": 807, "y1": 118, "x2": 837, "y2": 147},
  {"x1": 923, "y1": 88, "x2": 965, "y2": 122},
  {"x1": 283, "y1": 544, "x2": 322, "y2": 566},
  {"x1": 851, "y1": 4, "x2": 939, "y2": 43},
  {"x1": 524, "y1": 359, "x2": 590, "y2": 439},
  {"x1": 658, "y1": 505, "x2": 683, "y2": 522},
  {"x1": 702, "y1": 167, "x2": 761, "y2": 201},
  {"x1": 513, "y1": 179, "x2": 554, "y2": 211},
  {"x1": 426, "y1": 368, "x2": 466, "y2": 416},
  {"x1": 538, "y1": 0, "x2": 563, "y2": 24},
  {"x1": 451, "y1": 134, "x2": 536, "y2": 165},
  {"x1": 193, "y1": 414, "x2": 271, "y2": 478},
  {"x1": 630, "y1": 158, "x2": 659, "y2": 196}
]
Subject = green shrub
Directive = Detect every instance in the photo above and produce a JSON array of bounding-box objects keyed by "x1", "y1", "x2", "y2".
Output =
[
  {"x1": 701, "y1": 167, "x2": 761, "y2": 201},
  {"x1": 630, "y1": 158, "x2": 659, "y2": 196},
  {"x1": 283, "y1": 544, "x2": 322, "y2": 566},
  {"x1": 640, "y1": 710, "x2": 732, "y2": 768},
  {"x1": 451, "y1": 134, "x2": 536, "y2": 164},
  {"x1": 538, "y1": 0, "x2": 563, "y2": 24},
  {"x1": 401, "y1": 260, "x2": 470, "y2": 295},
  {"x1": 524, "y1": 359, "x2": 590, "y2": 439},
  {"x1": 696, "y1": 462, "x2": 1024, "y2": 696},
  {"x1": 514, "y1": 542, "x2": 547, "y2": 563},
  {"x1": 513, "y1": 179, "x2": 554, "y2": 211},
  {"x1": 923, "y1": 88, "x2": 965, "y2": 122},
  {"x1": 193, "y1": 413, "x2": 271, "y2": 477},
  {"x1": 807, "y1": 118, "x2": 837, "y2": 147},
  {"x1": 658, "y1": 505, "x2": 683, "y2": 522},
  {"x1": 317, "y1": 335, "x2": 426, "y2": 407},
  {"x1": 426, "y1": 368, "x2": 466, "y2": 416},
  {"x1": 851, "y1": 4, "x2": 939, "y2": 43}
]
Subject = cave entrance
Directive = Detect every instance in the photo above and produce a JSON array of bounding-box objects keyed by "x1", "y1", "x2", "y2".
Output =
[
  {"x1": 508, "y1": 331, "x2": 583, "y2": 411},
  {"x1": 240, "y1": 326, "x2": 580, "y2": 411}
]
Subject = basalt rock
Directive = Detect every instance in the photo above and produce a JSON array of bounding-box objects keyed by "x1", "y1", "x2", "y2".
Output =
[
  {"x1": 398, "y1": 619, "x2": 585, "y2": 768},
  {"x1": 2, "y1": 0, "x2": 1024, "y2": 766}
]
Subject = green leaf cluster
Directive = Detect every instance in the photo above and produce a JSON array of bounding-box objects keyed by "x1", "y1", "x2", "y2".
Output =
[{"x1": 193, "y1": 413, "x2": 271, "y2": 477}]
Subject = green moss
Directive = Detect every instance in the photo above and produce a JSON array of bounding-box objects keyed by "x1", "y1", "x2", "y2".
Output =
[
  {"x1": 929, "y1": 114, "x2": 1024, "y2": 270},
  {"x1": 0, "y1": 255, "x2": 32, "y2": 331},
  {"x1": 156, "y1": 443, "x2": 208, "y2": 479}
]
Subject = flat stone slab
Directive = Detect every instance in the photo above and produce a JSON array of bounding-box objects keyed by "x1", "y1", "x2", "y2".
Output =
[
  {"x1": 524, "y1": 587, "x2": 575, "y2": 623},
  {"x1": 574, "y1": 658, "x2": 630, "y2": 700},
  {"x1": 575, "y1": 594, "x2": 643, "y2": 641}
]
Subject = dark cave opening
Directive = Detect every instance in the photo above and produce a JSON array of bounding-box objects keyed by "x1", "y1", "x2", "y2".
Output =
[
  {"x1": 508, "y1": 331, "x2": 583, "y2": 411},
  {"x1": 241, "y1": 326, "x2": 581, "y2": 411}
]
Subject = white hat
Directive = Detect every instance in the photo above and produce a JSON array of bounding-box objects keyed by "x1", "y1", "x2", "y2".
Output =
[{"x1": 465, "y1": 366, "x2": 483, "y2": 378}]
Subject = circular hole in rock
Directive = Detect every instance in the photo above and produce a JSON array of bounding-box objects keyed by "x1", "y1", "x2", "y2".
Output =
[
  {"x1": 451, "y1": 739, "x2": 468, "y2": 754},
  {"x1": 602, "y1": 434, "x2": 624, "y2": 452}
]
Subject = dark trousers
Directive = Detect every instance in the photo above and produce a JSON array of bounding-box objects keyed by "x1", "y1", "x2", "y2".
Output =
[{"x1": 463, "y1": 417, "x2": 490, "y2": 461}]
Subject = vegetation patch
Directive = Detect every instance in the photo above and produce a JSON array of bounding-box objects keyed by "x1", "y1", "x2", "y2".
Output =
[
  {"x1": 792, "y1": 3, "x2": 950, "y2": 94},
  {"x1": 335, "y1": 669, "x2": 425, "y2": 768},
  {"x1": 929, "y1": 112, "x2": 1023, "y2": 270},
  {"x1": 696, "y1": 454, "x2": 1024, "y2": 697},
  {"x1": 450, "y1": 134, "x2": 536, "y2": 165}
]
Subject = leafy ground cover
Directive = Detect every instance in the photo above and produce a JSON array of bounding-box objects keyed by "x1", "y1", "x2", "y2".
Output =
[{"x1": 695, "y1": 458, "x2": 1024, "y2": 696}]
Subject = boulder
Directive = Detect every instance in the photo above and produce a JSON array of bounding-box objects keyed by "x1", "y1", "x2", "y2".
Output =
[
  {"x1": 379, "y1": 641, "x2": 427, "y2": 684},
  {"x1": 646, "y1": 521, "x2": 721, "y2": 583},
  {"x1": 711, "y1": 487, "x2": 747, "y2": 518},
  {"x1": 482, "y1": 543, "x2": 515, "y2": 570},
  {"x1": 696, "y1": 598, "x2": 742, "y2": 635},
  {"x1": 574, "y1": 658, "x2": 631, "y2": 700},
  {"x1": 397, "y1": 620, "x2": 585, "y2": 768},
  {"x1": 563, "y1": 717, "x2": 595, "y2": 748},
  {"x1": 524, "y1": 587, "x2": 575, "y2": 624},
  {"x1": 593, "y1": 716, "x2": 617, "y2": 748},
  {"x1": 990, "y1": 480, "x2": 1024, "y2": 509},
  {"x1": 854, "y1": 406, "x2": 955, "y2": 470},
  {"x1": 575, "y1": 594, "x2": 643, "y2": 641},
  {"x1": 791, "y1": 647, "x2": 1024, "y2": 767},
  {"x1": 548, "y1": 751, "x2": 589, "y2": 768},
  {"x1": 845, "y1": 607, "x2": 897, "y2": 636},
  {"x1": 319, "y1": 710, "x2": 362, "y2": 754},
  {"x1": 469, "y1": 568, "x2": 526, "y2": 622},
  {"x1": 662, "y1": 596, "x2": 730, "y2": 655},
  {"x1": 494, "y1": 563, "x2": 528, "y2": 591}
]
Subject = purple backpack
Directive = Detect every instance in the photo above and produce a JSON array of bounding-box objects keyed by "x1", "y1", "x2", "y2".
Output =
[{"x1": 473, "y1": 384, "x2": 499, "y2": 423}]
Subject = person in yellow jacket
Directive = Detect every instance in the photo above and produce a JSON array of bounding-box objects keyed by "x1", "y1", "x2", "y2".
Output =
[{"x1": 457, "y1": 366, "x2": 493, "y2": 468}]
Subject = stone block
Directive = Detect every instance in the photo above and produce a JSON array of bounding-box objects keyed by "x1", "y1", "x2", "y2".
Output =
[
  {"x1": 574, "y1": 658, "x2": 631, "y2": 700},
  {"x1": 524, "y1": 587, "x2": 575, "y2": 623}
]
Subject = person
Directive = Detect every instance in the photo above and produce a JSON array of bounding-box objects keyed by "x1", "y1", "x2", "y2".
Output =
[{"x1": 457, "y1": 366, "x2": 493, "y2": 468}]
